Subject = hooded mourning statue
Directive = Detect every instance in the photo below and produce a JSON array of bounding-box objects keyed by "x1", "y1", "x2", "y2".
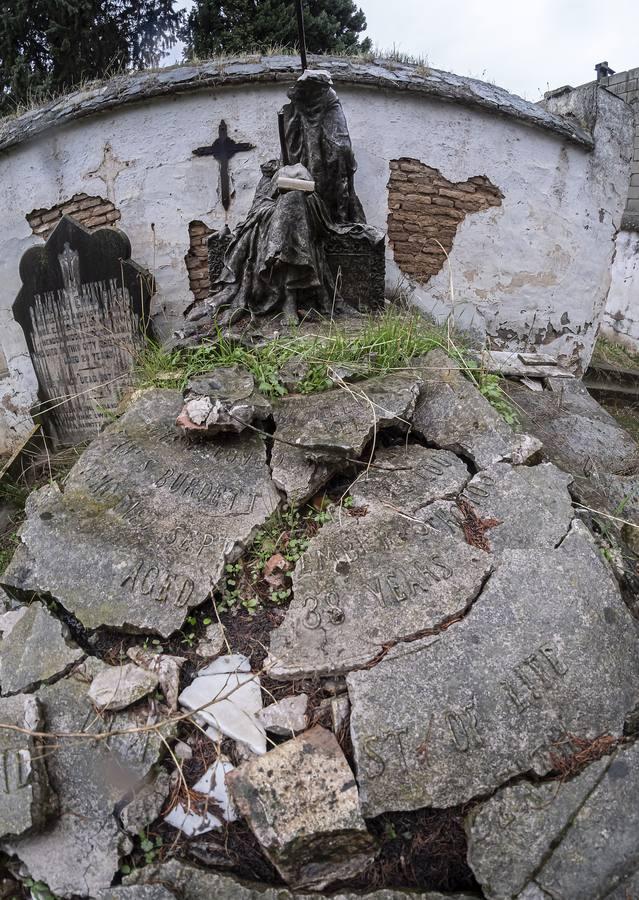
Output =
[{"x1": 185, "y1": 70, "x2": 383, "y2": 330}]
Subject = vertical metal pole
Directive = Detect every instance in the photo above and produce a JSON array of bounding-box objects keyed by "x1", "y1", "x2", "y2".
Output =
[{"x1": 294, "y1": 0, "x2": 308, "y2": 71}]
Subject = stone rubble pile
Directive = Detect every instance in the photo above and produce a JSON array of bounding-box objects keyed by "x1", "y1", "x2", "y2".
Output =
[{"x1": 0, "y1": 351, "x2": 638, "y2": 899}]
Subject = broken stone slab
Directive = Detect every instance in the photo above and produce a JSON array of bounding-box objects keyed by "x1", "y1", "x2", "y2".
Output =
[
  {"x1": 470, "y1": 349, "x2": 575, "y2": 379},
  {"x1": 3, "y1": 657, "x2": 170, "y2": 898},
  {"x1": 347, "y1": 529, "x2": 639, "y2": 816},
  {"x1": 411, "y1": 349, "x2": 541, "y2": 468},
  {"x1": 164, "y1": 758, "x2": 236, "y2": 837},
  {"x1": 126, "y1": 858, "x2": 478, "y2": 899},
  {"x1": 257, "y1": 694, "x2": 308, "y2": 735},
  {"x1": 88, "y1": 662, "x2": 159, "y2": 710},
  {"x1": 1, "y1": 389, "x2": 280, "y2": 636},
  {"x1": 266, "y1": 511, "x2": 491, "y2": 678},
  {"x1": 95, "y1": 887, "x2": 177, "y2": 900},
  {"x1": 0, "y1": 694, "x2": 55, "y2": 840},
  {"x1": 0, "y1": 600, "x2": 83, "y2": 695},
  {"x1": 176, "y1": 366, "x2": 271, "y2": 436},
  {"x1": 227, "y1": 725, "x2": 377, "y2": 890},
  {"x1": 459, "y1": 462, "x2": 574, "y2": 553},
  {"x1": 467, "y1": 740, "x2": 639, "y2": 900},
  {"x1": 127, "y1": 646, "x2": 186, "y2": 711},
  {"x1": 270, "y1": 372, "x2": 422, "y2": 503},
  {"x1": 503, "y1": 376, "x2": 639, "y2": 476},
  {"x1": 349, "y1": 445, "x2": 470, "y2": 515},
  {"x1": 178, "y1": 654, "x2": 266, "y2": 754},
  {"x1": 120, "y1": 767, "x2": 172, "y2": 834}
]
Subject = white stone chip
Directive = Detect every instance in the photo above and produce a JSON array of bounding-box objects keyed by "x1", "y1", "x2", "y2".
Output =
[
  {"x1": 164, "y1": 759, "x2": 236, "y2": 836},
  {"x1": 178, "y1": 654, "x2": 266, "y2": 754}
]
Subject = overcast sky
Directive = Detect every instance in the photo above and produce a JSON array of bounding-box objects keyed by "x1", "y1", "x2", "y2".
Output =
[{"x1": 174, "y1": 0, "x2": 639, "y2": 101}]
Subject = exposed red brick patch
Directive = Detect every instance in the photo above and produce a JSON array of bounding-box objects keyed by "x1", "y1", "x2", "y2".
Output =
[
  {"x1": 387, "y1": 158, "x2": 503, "y2": 282},
  {"x1": 185, "y1": 220, "x2": 215, "y2": 301},
  {"x1": 27, "y1": 193, "x2": 121, "y2": 239}
]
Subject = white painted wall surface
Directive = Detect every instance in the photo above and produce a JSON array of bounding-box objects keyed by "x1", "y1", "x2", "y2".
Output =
[
  {"x1": 0, "y1": 77, "x2": 632, "y2": 452},
  {"x1": 602, "y1": 229, "x2": 639, "y2": 351}
]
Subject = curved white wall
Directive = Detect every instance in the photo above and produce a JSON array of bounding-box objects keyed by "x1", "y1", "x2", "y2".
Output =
[{"x1": 0, "y1": 61, "x2": 633, "y2": 451}]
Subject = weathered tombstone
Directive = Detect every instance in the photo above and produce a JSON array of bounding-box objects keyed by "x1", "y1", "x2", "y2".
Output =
[
  {"x1": 1, "y1": 389, "x2": 280, "y2": 636},
  {"x1": 325, "y1": 231, "x2": 386, "y2": 311},
  {"x1": 13, "y1": 216, "x2": 153, "y2": 445}
]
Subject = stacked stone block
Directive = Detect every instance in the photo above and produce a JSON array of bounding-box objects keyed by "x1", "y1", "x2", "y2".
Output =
[
  {"x1": 602, "y1": 66, "x2": 639, "y2": 225},
  {"x1": 387, "y1": 158, "x2": 502, "y2": 282},
  {"x1": 26, "y1": 194, "x2": 121, "y2": 239},
  {"x1": 185, "y1": 220, "x2": 215, "y2": 301}
]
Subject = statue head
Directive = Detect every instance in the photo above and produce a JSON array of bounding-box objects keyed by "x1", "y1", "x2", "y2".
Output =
[{"x1": 287, "y1": 69, "x2": 335, "y2": 106}]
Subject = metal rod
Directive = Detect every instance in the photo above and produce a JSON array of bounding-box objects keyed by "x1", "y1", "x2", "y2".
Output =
[
  {"x1": 294, "y1": 0, "x2": 308, "y2": 71},
  {"x1": 278, "y1": 111, "x2": 290, "y2": 165}
]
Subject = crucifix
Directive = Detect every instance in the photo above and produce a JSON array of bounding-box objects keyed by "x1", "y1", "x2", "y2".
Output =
[{"x1": 193, "y1": 120, "x2": 254, "y2": 211}]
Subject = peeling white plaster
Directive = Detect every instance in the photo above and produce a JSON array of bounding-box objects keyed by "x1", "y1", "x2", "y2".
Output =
[{"x1": 602, "y1": 229, "x2": 639, "y2": 352}]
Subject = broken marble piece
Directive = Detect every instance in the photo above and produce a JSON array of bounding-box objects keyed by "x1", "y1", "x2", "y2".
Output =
[
  {"x1": 0, "y1": 694, "x2": 55, "y2": 839},
  {"x1": 165, "y1": 758, "x2": 236, "y2": 836},
  {"x1": 467, "y1": 741, "x2": 639, "y2": 900},
  {"x1": 458, "y1": 462, "x2": 574, "y2": 553},
  {"x1": 3, "y1": 658, "x2": 168, "y2": 897},
  {"x1": 227, "y1": 725, "x2": 376, "y2": 890},
  {"x1": 176, "y1": 366, "x2": 271, "y2": 436},
  {"x1": 1, "y1": 390, "x2": 281, "y2": 636},
  {"x1": 0, "y1": 601, "x2": 83, "y2": 695},
  {"x1": 503, "y1": 376, "x2": 639, "y2": 476},
  {"x1": 412, "y1": 350, "x2": 541, "y2": 468},
  {"x1": 179, "y1": 654, "x2": 266, "y2": 754},
  {"x1": 120, "y1": 768, "x2": 171, "y2": 834},
  {"x1": 349, "y1": 445, "x2": 470, "y2": 515},
  {"x1": 88, "y1": 662, "x2": 159, "y2": 711},
  {"x1": 195, "y1": 622, "x2": 226, "y2": 658},
  {"x1": 126, "y1": 858, "x2": 476, "y2": 900},
  {"x1": 347, "y1": 530, "x2": 639, "y2": 816},
  {"x1": 267, "y1": 511, "x2": 491, "y2": 678},
  {"x1": 257, "y1": 694, "x2": 308, "y2": 736},
  {"x1": 270, "y1": 372, "x2": 422, "y2": 503},
  {"x1": 127, "y1": 647, "x2": 185, "y2": 711}
]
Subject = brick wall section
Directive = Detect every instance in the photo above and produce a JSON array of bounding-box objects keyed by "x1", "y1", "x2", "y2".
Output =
[
  {"x1": 26, "y1": 193, "x2": 121, "y2": 239},
  {"x1": 387, "y1": 159, "x2": 503, "y2": 281},
  {"x1": 186, "y1": 220, "x2": 215, "y2": 301},
  {"x1": 602, "y1": 67, "x2": 639, "y2": 217}
]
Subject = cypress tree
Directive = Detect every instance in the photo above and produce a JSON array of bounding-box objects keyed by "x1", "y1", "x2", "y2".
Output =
[
  {"x1": 0, "y1": 0, "x2": 184, "y2": 115},
  {"x1": 185, "y1": 0, "x2": 372, "y2": 60}
]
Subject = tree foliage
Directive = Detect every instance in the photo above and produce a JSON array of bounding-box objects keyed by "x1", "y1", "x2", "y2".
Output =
[
  {"x1": 185, "y1": 0, "x2": 372, "y2": 60},
  {"x1": 0, "y1": 0, "x2": 184, "y2": 115}
]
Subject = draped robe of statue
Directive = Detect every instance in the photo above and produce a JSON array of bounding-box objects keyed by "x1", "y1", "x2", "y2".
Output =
[{"x1": 185, "y1": 70, "x2": 382, "y2": 328}]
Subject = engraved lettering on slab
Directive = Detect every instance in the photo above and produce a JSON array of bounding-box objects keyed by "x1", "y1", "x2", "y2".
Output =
[
  {"x1": 0, "y1": 750, "x2": 30, "y2": 793},
  {"x1": 501, "y1": 642, "x2": 568, "y2": 714},
  {"x1": 12, "y1": 216, "x2": 152, "y2": 445}
]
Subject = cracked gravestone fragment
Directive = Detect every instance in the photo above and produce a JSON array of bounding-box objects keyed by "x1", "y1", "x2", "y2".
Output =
[
  {"x1": 270, "y1": 372, "x2": 422, "y2": 503},
  {"x1": 227, "y1": 725, "x2": 377, "y2": 890},
  {"x1": 349, "y1": 445, "x2": 470, "y2": 514},
  {"x1": 1, "y1": 389, "x2": 280, "y2": 636},
  {"x1": 95, "y1": 888, "x2": 177, "y2": 900},
  {"x1": 176, "y1": 365, "x2": 271, "y2": 436},
  {"x1": 266, "y1": 511, "x2": 491, "y2": 678},
  {"x1": 411, "y1": 350, "x2": 541, "y2": 468},
  {"x1": 467, "y1": 740, "x2": 639, "y2": 900},
  {"x1": 503, "y1": 376, "x2": 639, "y2": 477},
  {"x1": 347, "y1": 528, "x2": 639, "y2": 816},
  {"x1": 126, "y1": 858, "x2": 478, "y2": 899},
  {"x1": 2, "y1": 658, "x2": 170, "y2": 898},
  {"x1": 88, "y1": 662, "x2": 159, "y2": 710},
  {"x1": 0, "y1": 694, "x2": 55, "y2": 839},
  {"x1": 0, "y1": 600, "x2": 83, "y2": 694}
]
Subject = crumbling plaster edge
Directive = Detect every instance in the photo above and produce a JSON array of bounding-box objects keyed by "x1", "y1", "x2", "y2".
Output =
[{"x1": 0, "y1": 55, "x2": 595, "y2": 156}]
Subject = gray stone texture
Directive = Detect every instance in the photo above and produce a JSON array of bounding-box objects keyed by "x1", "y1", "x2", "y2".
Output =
[
  {"x1": 267, "y1": 510, "x2": 491, "y2": 677},
  {"x1": 1, "y1": 389, "x2": 280, "y2": 636},
  {"x1": 347, "y1": 530, "x2": 639, "y2": 816},
  {"x1": 412, "y1": 350, "x2": 541, "y2": 468},
  {"x1": 127, "y1": 858, "x2": 477, "y2": 900},
  {"x1": 88, "y1": 662, "x2": 159, "y2": 710},
  {"x1": 0, "y1": 57, "x2": 594, "y2": 156},
  {"x1": 460, "y1": 462, "x2": 574, "y2": 553},
  {"x1": 177, "y1": 366, "x2": 271, "y2": 436},
  {"x1": 0, "y1": 694, "x2": 55, "y2": 839},
  {"x1": 0, "y1": 601, "x2": 83, "y2": 694},
  {"x1": 502, "y1": 376, "x2": 639, "y2": 476},
  {"x1": 271, "y1": 372, "x2": 421, "y2": 502},
  {"x1": 95, "y1": 888, "x2": 177, "y2": 900},
  {"x1": 467, "y1": 740, "x2": 639, "y2": 900},
  {"x1": 349, "y1": 445, "x2": 470, "y2": 514},
  {"x1": 3, "y1": 658, "x2": 169, "y2": 897},
  {"x1": 120, "y1": 768, "x2": 172, "y2": 834},
  {"x1": 227, "y1": 725, "x2": 377, "y2": 890}
]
